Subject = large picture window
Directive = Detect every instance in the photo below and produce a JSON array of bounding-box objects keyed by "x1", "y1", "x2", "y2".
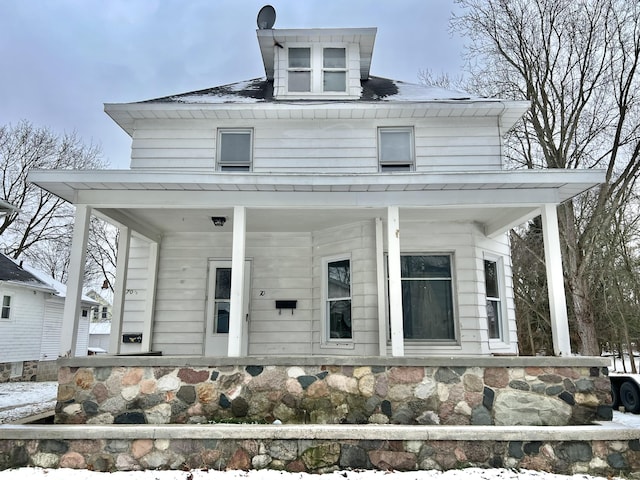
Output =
[
  {"x1": 326, "y1": 258, "x2": 352, "y2": 340},
  {"x1": 389, "y1": 255, "x2": 455, "y2": 340},
  {"x1": 217, "y1": 129, "x2": 252, "y2": 171}
]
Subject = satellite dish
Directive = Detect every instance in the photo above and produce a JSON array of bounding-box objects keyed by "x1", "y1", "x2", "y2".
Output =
[{"x1": 257, "y1": 5, "x2": 276, "y2": 30}]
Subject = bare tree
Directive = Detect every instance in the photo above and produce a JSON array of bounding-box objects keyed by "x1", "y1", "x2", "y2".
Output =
[
  {"x1": 0, "y1": 121, "x2": 105, "y2": 262},
  {"x1": 453, "y1": 0, "x2": 640, "y2": 355}
]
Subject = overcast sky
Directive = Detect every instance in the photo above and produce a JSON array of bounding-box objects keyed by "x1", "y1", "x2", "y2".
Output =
[{"x1": 0, "y1": 1, "x2": 465, "y2": 169}]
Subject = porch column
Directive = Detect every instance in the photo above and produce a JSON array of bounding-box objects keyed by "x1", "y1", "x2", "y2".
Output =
[
  {"x1": 109, "y1": 226, "x2": 131, "y2": 355},
  {"x1": 541, "y1": 203, "x2": 572, "y2": 356},
  {"x1": 387, "y1": 206, "x2": 404, "y2": 356},
  {"x1": 375, "y1": 218, "x2": 388, "y2": 356},
  {"x1": 60, "y1": 204, "x2": 91, "y2": 357},
  {"x1": 140, "y1": 240, "x2": 159, "y2": 352},
  {"x1": 228, "y1": 206, "x2": 247, "y2": 357}
]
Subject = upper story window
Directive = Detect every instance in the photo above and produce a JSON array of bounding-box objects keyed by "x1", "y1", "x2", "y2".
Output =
[
  {"x1": 378, "y1": 127, "x2": 415, "y2": 172},
  {"x1": 217, "y1": 129, "x2": 252, "y2": 171},
  {"x1": 1, "y1": 295, "x2": 11, "y2": 320},
  {"x1": 287, "y1": 47, "x2": 347, "y2": 94},
  {"x1": 323, "y1": 48, "x2": 346, "y2": 92}
]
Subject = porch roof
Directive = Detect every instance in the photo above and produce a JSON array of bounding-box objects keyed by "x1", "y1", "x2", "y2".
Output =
[{"x1": 29, "y1": 168, "x2": 604, "y2": 239}]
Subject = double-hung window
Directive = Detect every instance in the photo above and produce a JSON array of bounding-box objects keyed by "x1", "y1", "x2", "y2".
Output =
[
  {"x1": 217, "y1": 129, "x2": 252, "y2": 171},
  {"x1": 326, "y1": 258, "x2": 352, "y2": 340},
  {"x1": 378, "y1": 127, "x2": 415, "y2": 171},
  {"x1": 287, "y1": 47, "x2": 347, "y2": 94},
  {"x1": 484, "y1": 258, "x2": 503, "y2": 340},
  {"x1": 389, "y1": 254, "x2": 455, "y2": 341},
  {"x1": 288, "y1": 48, "x2": 311, "y2": 92},
  {"x1": 323, "y1": 48, "x2": 346, "y2": 92},
  {"x1": 1, "y1": 295, "x2": 10, "y2": 320}
]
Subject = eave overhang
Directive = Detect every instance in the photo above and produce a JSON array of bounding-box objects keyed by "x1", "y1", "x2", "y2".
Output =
[{"x1": 104, "y1": 100, "x2": 531, "y2": 137}]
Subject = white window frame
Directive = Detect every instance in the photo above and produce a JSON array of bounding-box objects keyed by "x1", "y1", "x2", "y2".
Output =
[
  {"x1": 217, "y1": 128, "x2": 253, "y2": 171},
  {"x1": 484, "y1": 254, "x2": 507, "y2": 344},
  {"x1": 385, "y1": 252, "x2": 458, "y2": 343},
  {"x1": 378, "y1": 127, "x2": 415, "y2": 172},
  {"x1": 322, "y1": 255, "x2": 353, "y2": 343},
  {"x1": 285, "y1": 45, "x2": 349, "y2": 95},
  {"x1": 1, "y1": 295, "x2": 11, "y2": 320}
]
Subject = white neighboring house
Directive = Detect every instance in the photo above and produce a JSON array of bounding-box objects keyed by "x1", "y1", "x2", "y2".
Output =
[
  {"x1": 0, "y1": 253, "x2": 96, "y2": 381},
  {"x1": 30, "y1": 19, "x2": 605, "y2": 359},
  {"x1": 86, "y1": 290, "x2": 112, "y2": 353}
]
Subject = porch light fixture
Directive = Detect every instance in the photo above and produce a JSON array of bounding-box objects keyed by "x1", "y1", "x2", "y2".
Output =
[{"x1": 211, "y1": 216, "x2": 226, "y2": 227}]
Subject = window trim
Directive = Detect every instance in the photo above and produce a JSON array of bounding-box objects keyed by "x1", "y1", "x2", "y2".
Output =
[
  {"x1": 385, "y1": 252, "x2": 458, "y2": 344},
  {"x1": 1, "y1": 295, "x2": 11, "y2": 320},
  {"x1": 378, "y1": 127, "x2": 415, "y2": 172},
  {"x1": 216, "y1": 128, "x2": 253, "y2": 171},
  {"x1": 484, "y1": 254, "x2": 508, "y2": 344},
  {"x1": 322, "y1": 255, "x2": 353, "y2": 343}
]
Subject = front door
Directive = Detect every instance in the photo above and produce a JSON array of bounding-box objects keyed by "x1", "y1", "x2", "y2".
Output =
[{"x1": 205, "y1": 260, "x2": 251, "y2": 356}]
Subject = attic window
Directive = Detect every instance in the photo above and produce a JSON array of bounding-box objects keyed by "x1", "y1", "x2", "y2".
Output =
[
  {"x1": 217, "y1": 129, "x2": 253, "y2": 171},
  {"x1": 288, "y1": 48, "x2": 311, "y2": 92},
  {"x1": 323, "y1": 48, "x2": 346, "y2": 92}
]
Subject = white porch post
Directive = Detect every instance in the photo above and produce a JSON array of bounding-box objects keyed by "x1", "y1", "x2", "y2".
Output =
[
  {"x1": 541, "y1": 203, "x2": 572, "y2": 356},
  {"x1": 109, "y1": 226, "x2": 131, "y2": 355},
  {"x1": 375, "y1": 218, "x2": 388, "y2": 356},
  {"x1": 59, "y1": 204, "x2": 91, "y2": 357},
  {"x1": 140, "y1": 240, "x2": 159, "y2": 352},
  {"x1": 228, "y1": 206, "x2": 247, "y2": 357},
  {"x1": 387, "y1": 206, "x2": 404, "y2": 356}
]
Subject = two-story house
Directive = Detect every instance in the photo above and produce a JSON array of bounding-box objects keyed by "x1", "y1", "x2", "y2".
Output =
[{"x1": 28, "y1": 16, "x2": 611, "y2": 427}]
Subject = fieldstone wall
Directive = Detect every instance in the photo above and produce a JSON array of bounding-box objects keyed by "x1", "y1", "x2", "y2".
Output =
[
  {"x1": 1, "y1": 435, "x2": 639, "y2": 476},
  {"x1": 0, "y1": 361, "x2": 39, "y2": 383},
  {"x1": 54, "y1": 363, "x2": 612, "y2": 426}
]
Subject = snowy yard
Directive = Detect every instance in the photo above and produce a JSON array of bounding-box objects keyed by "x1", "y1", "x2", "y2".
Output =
[{"x1": 0, "y1": 381, "x2": 636, "y2": 480}]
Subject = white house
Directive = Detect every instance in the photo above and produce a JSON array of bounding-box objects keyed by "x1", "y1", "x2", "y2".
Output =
[
  {"x1": 29, "y1": 20, "x2": 605, "y2": 361},
  {"x1": 0, "y1": 253, "x2": 95, "y2": 381}
]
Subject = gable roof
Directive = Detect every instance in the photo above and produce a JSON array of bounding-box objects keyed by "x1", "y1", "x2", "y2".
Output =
[{"x1": 0, "y1": 254, "x2": 53, "y2": 292}]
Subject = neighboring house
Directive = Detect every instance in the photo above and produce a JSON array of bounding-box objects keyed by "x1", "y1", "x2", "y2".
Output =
[
  {"x1": 0, "y1": 253, "x2": 95, "y2": 381},
  {"x1": 30, "y1": 20, "x2": 605, "y2": 360},
  {"x1": 86, "y1": 290, "x2": 112, "y2": 354},
  {"x1": 86, "y1": 289, "x2": 113, "y2": 323}
]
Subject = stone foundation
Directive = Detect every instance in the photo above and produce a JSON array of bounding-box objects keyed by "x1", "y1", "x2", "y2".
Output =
[
  {"x1": 54, "y1": 356, "x2": 612, "y2": 426},
  {"x1": 0, "y1": 361, "x2": 39, "y2": 383},
  {"x1": 0, "y1": 424, "x2": 639, "y2": 476}
]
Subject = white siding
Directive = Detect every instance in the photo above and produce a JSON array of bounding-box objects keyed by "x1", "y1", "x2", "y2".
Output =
[
  {"x1": 0, "y1": 286, "x2": 46, "y2": 363},
  {"x1": 129, "y1": 117, "x2": 502, "y2": 173},
  {"x1": 120, "y1": 236, "x2": 152, "y2": 354},
  {"x1": 40, "y1": 298, "x2": 91, "y2": 360}
]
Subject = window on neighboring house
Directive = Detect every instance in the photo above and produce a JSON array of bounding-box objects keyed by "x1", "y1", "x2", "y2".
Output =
[
  {"x1": 1, "y1": 295, "x2": 10, "y2": 320},
  {"x1": 378, "y1": 127, "x2": 415, "y2": 171},
  {"x1": 326, "y1": 258, "x2": 352, "y2": 340},
  {"x1": 484, "y1": 258, "x2": 503, "y2": 340},
  {"x1": 389, "y1": 254, "x2": 455, "y2": 340},
  {"x1": 288, "y1": 47, "x2": 311, "y2": 92},
  {"x1": 323, "y1": 48, "x2": 346, "y2": 92},
  {"x1": 217, "y1": 129, "x2": 252, "y2": 171},
  {"x1": 92, "y1": 307, "x2": 98, "y2": 320},
  {"x1": 10, "y1": 362, "x2": 23, "y2": 379},
  {"x1": 82, "y1": 309, "x2": 88, "y2": 318},
  {"x1": 101, "y1": 306, "x2": 108, "y2": 319}
]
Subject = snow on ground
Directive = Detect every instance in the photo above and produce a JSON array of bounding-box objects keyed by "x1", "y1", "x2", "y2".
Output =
[
  {"x1": 0, "y1": 381, "x2": 57, "y2": 424},
  {"x1": 0, "y1": 382, "x2": 635, "y2": 480}
]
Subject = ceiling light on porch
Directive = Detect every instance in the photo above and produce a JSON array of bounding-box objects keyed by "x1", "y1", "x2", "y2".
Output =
[{"x1": 211, "y1": 216, "x2": 227, "y2": 227}]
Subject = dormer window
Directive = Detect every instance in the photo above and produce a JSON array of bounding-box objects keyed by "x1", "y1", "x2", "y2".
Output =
[
  {"x1": 288, "y1": 48, "x2": 311, "y2": 92},
  {"x1": 323, "y1": 48, "x2": 346, "y2": 92},
  {"x1": 286, "y1": 46, "x2": 347, "y2": 94}
]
